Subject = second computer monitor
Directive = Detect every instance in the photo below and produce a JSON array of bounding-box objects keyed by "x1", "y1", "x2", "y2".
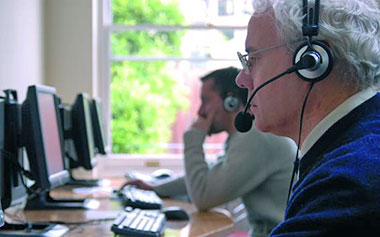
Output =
[
  {"x1": 71, "y1": 93, "x2": 96, "y2": 170},
  {"x1": 22, "y1": 85, "x2": 69, "y2": 190}
]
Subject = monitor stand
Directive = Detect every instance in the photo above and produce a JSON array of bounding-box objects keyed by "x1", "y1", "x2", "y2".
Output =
[
  {"x1": 0, "y1": 221, "x2": 69, "y2": 237},
  {"x1": 65, "y1": 170, "x2": 102, "y2": 187},
  {"x1": 24, "y1": 189, "x2": 99, "y2": 210}
]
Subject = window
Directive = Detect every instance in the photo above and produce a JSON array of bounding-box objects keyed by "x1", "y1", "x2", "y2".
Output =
[
  {"x1": 104, "y1": 0, "x2": 252, "y2": 157},
  {"x1": 218, "y1": 0, "x2": 234, "y2": 16}
]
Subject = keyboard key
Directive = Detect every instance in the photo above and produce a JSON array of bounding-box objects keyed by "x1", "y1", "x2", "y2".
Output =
[
  {"x1": 136, "y1": 218, "x2": 149, "y2": 230},
  {"x1": 113, "y1": 213, "x2": 126, "y2": 226},
  {"x1": 120, "y1": 213, "x2": 137, "y2": 228},
  {"x1": 143, "y1": 219, "x2": 154, "y2": 232}
]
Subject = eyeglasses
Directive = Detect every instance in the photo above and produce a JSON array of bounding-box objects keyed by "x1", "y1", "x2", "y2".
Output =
[{"x1": 237, "y1": 44, "x2": 286, "y2": 74}]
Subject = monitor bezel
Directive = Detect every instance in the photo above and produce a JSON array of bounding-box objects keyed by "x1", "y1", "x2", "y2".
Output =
[
  {"x1": 90, "y1": 98, "x2": 107, "y2": 155},
  {"x1": 23, "y1": 85, "x2": 69, "y2": 190}
]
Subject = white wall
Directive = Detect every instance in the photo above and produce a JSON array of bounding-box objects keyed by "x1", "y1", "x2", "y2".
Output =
[
  {"x1": 0, "y1": 0, "x2": 99, "y2": 104},
  {"x1": 0, "y1": 0, "x2": 44, "y2": 102},
  {"x1": 44, "y1": 0, "x2": 98, "y2": 105},
  {"x1": 0, "y1": 0, "x2": 107, "y2": 145}
]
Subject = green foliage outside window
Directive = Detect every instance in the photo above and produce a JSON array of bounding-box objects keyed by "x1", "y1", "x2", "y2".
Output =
[{"x1": 111, "y1": 0, "x2": 189, "y2": 153}]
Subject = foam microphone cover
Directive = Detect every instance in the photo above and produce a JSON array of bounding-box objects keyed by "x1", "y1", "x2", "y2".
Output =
[{"x1": 234, "y1": 111, "x2": 253, "y2": 133}]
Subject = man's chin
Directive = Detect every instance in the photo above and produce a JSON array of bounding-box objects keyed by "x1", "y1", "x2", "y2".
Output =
[
  {"x1": 255, "y1": 119, "x2": 288, "y2": 138},
  {"x1": 254, "y1": 119, "x2": 271, "y2": 133},
  {"x1": 209, "y1": 127, "x2": 223, "y2": 135}
]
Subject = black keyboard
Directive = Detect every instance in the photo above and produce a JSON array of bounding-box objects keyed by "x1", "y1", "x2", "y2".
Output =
[
  {"x1": 111, "y1": 207, "x2": 166, "y2": 237},
  {"x1": 119, "y1": 186, "x2": 163, "y2": 210}
]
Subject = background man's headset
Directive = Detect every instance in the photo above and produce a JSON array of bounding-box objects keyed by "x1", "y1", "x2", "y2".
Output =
[
  {"x1": 224, "y1": 95, "x2": 241, "y2": 112},
  {"x1": 234, "y1": 0, "x2": 334, "y2": 202}
]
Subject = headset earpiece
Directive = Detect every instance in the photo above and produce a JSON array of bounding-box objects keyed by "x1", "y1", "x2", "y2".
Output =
[
  {"x1": 293, "y1": 40, "x2": 333, "y2": 82},
  {"x1": 224, "y1": 96, "x2": 240, "y2": 112}
]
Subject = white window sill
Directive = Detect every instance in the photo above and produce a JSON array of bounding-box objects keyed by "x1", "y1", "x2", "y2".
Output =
[{"x1": 95, "y1": 154, "x2": 184, "y2": 178}]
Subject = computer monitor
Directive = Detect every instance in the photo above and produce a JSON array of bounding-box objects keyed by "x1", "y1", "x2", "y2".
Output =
[
  {"x1": 71, "y1": 93, "x2": 96, "y2": 170},
  {"x1": 1, "y1": 91, "x2": 62, "y2": 234},
  {"x1": 90, "y1": 98, "x2": 107, "y2": 155},
  {"x1": 57, "y1": 96, "x2": 103, "y2": 187},
  {"x1": 22, "y1": 85, "x2": 98, "y2": 210},
  {"x1": 22, "y1": 85, "x2": 69, "y2": 191},
  {"x1": 0, "y1": 92, "x2": 37, "y2": 233},
  {"x1": 1, "y1": 90, "x2": 28, "y2": 210}
]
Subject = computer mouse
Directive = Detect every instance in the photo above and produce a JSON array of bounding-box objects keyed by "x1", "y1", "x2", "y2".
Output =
[
  {"x1": 152, "y1": 169, "x2": 173, "y2": 179},
  {"x1": 162, "y1": 206, "x2": 189, "y2": 221},
  {"x1": 112, "y1": 188, "x2": 123, "y2": 198}
]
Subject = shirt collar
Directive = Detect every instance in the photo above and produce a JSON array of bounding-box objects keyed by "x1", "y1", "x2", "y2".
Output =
[{"x1": 300, "y1": 87, "x2": 377, "y2": 158}]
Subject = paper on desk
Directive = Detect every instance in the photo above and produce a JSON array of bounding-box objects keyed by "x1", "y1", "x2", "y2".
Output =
[
  {"x1": 72, "y1": 186, "x2": 113, "y2": 194},
  {"x1": 125, "y1": 171, "x2": 154, "y2": 183}
]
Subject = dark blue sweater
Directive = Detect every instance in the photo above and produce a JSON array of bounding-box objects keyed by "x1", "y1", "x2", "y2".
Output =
[{"x1": 271, "y1": 93, "x2": 380, "y2": 236}]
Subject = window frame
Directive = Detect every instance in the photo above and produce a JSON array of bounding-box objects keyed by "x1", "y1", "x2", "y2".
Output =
[{"x1": 99, "y1": 0, "x2": 249, "y2": 156}]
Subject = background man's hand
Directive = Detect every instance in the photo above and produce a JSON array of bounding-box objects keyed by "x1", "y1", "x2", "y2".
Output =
[
  {"x1": 191, "y1": 108, "x2": 216, "y2": 135},
  {"x1": 120, "y1": 179, "x2": 154, "y2": 191}
]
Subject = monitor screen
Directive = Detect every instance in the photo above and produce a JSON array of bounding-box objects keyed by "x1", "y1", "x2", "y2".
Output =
[
  {"x1": 38, "y1": 92, "x2": 65, "y2": 176},
  {"x1": 90, "y1": 98, "x2": 107, "y2": 155},
  {"x1": 71, "y1": 93, "x2": 96, "y2": 170},
  {"x1": 22, "y1": 85, "x2": 69, "y2": 190}
]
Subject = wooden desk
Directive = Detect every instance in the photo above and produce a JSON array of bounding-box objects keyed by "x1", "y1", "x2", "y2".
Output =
[{"x1": 9, "y1": 178, "x2": 234, "y2": 236}]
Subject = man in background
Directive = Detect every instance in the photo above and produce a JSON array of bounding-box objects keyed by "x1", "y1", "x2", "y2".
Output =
[
  {"x1": 235, "y1": 0, "x2": 380, "y2": 235},
  {"x1": 125, "y1": 67, "x2": 297, "y2": 236}
]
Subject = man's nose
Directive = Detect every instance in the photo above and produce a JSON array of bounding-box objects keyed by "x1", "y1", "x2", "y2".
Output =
[{"x1": 235, "y1": 71, "x2": 253, "y2": 90}]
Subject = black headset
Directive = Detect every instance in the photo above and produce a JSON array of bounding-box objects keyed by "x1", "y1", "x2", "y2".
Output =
[
  {"x1": 293, "y1": 0, "x2": 333, "y2": 82},
  {"x1": 235, "y1": 0, "x2": 334, "y2": 133}
]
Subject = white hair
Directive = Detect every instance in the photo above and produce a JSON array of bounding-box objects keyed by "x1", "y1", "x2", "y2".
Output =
[{"x1": 252, "y1": 0, "x2": 380, "y2": 90}]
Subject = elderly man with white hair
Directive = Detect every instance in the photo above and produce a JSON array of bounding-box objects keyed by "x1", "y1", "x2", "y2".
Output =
[{"x1": 235, "y1": 0, "x2": 380, "y2": 236}]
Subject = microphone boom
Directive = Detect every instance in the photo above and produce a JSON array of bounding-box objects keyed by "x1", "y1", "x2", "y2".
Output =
[{"x1": 234, "y1": 66, "x2": 298, "y2": 132}]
